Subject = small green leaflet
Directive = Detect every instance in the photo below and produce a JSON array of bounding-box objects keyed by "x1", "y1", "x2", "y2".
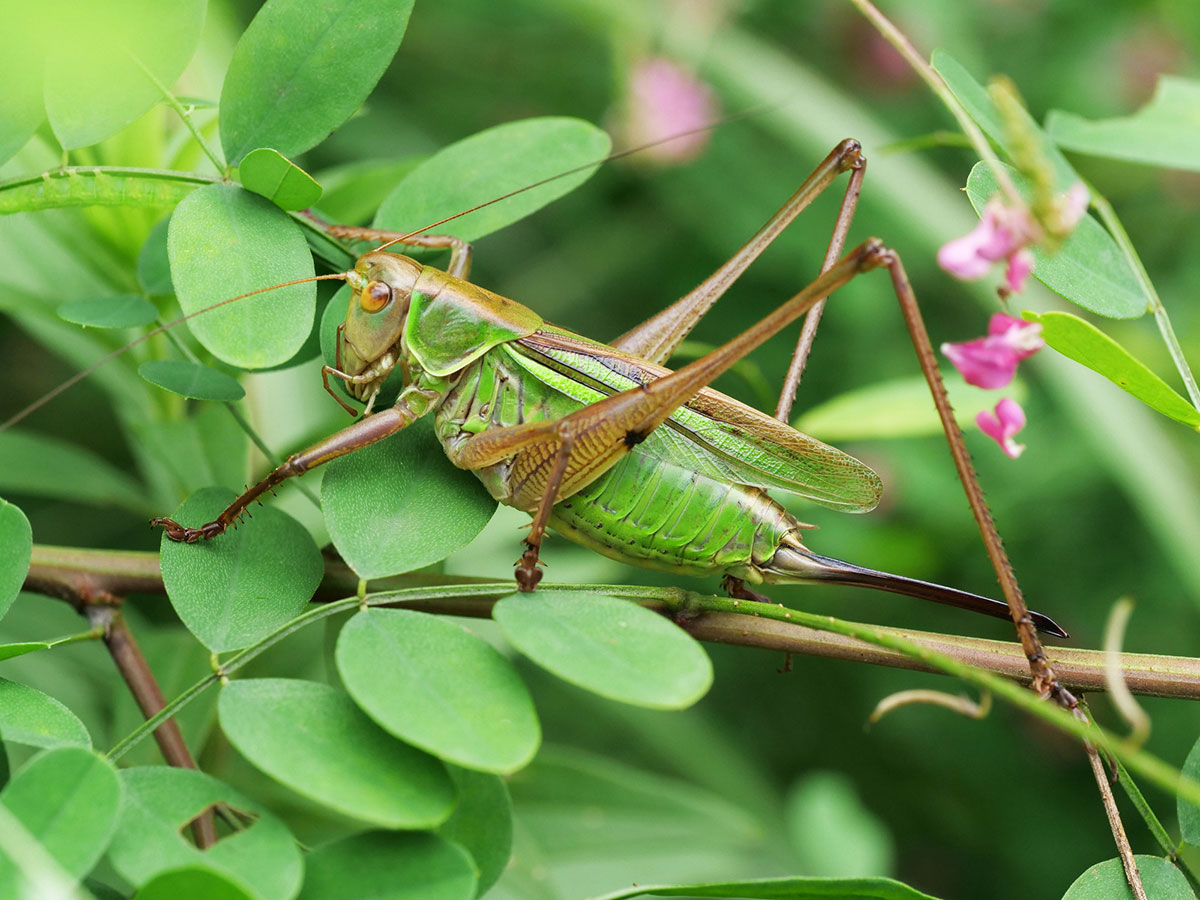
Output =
[
  {"x1": 1024, "y1": 311, "x2": 1200, "y2": 430},
  {"x1": 238, "y1": 148, "x2": 322, "y2": 211},
  {"x1": 138, "y1": 360, "x2": 245, "y2": 402},
  {"x1": 57, "y1": 294, "x2": 158, "y2": 329},
  {"x1": 1047, "y1": 77, "x2": 1200, "y2": 172}
]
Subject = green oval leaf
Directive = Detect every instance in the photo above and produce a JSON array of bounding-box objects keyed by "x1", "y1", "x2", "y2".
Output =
[
  {"x1": 1024, "y1": 311, "x2": 1200, "y2": 429},
  {"x1": 239, "y1": 149, "x2": 323, "y2": 211},
  {"x1": 1062, "y1": 856, "x2": 1193, "y2": 900},
  {"x1": 218, "y1": 678, "x2": 456, "y2": 829},
  {"x1": 159, "y1": 487, "x2": 323, "y2": 652},
  {"x1": 57, "y1": 294, "x2": 158, "y2": 329},
  {"x1": 108, "y1": 767, "x2": 303, "y2": 900},
  {"x1": 297, "y1": 831, "x2": 477, "y2": 900},
  {"x1": 437, "y1": 767, "x2": 512, "y2": 898},
  {"x1": 44, "y1": 1, "x2": 206, "y2": 149},
  {"x1": 337, "y1": 609, "x2": 540, "y2": 774},
  {"x1": 0, "y1": 430, "x2": 146, "y2": 513},
  {"x1": 220, "y1": 0, "x2": 415, "y2": 166},
  {"x1": 493, "y1": 591, "x2": 712, "y2": 709},
  {"x1": 0, "y1": 747, "x2": 121, "y2": 894},
  {"x1": 321, "y1": 419, "x2": 497, "y2": 580},
  {"x1": 375, "y1": 117, "x2": 612, "y2": 242},
  {"x1": 138, "y1": 217, "x2": 174, "y2": 296},
  {"x1": 0, "y1": 498, "x2": 32, "y2": 622},
  {"x1": 0, "y1": 678, "x2": 90, "y2": 749},
  {"x1": 168, "y1": 183, "x2": 315, "y2": 369},
  {"x1": 966, "y1": 162, "x2": 1144, "y2": 319},
  {"x1": 139, "y1": 360, "x2": 246, "y2": 402},
  {"x1": 134, "y1": 867, "x2": 255, "y2": 900},
  {"x1": 1047, "y1": 77, "x2": 1200, "y2": 172}
]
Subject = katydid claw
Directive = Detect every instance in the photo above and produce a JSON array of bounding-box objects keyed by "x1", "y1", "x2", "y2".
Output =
[{"x1": 151, "y1": 517, "x2": 226, "y2": 543}]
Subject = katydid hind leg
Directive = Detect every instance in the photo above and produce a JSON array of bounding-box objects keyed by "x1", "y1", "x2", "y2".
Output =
[{"x1": 611, "y1": 139, "x2": 864, "y2": 365}]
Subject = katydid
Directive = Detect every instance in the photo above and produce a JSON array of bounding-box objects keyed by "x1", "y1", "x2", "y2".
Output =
[{"x1": 140, "y1": 139, "x2": 1064, "y2": 636}]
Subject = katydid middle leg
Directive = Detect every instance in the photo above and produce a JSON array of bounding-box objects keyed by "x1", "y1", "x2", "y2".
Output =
[{"x1": 318, "y1": 221, "x2": 475, "y2": 278}]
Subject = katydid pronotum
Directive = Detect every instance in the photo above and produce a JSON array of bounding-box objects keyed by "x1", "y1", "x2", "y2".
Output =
[{"x1": 21, "y1": 139, "x2": 1068, "y2": 637}]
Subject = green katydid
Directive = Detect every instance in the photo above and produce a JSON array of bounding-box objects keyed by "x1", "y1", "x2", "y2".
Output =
[{"x1": 145, "y1": 139, "x2": 1067, "y2": 637}]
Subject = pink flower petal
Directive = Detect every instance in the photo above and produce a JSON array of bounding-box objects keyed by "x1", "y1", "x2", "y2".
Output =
[
  {"x1": 942, "y1": 337, "x2": 1023, "y2": 389},
  {"x1": 943, "y1": 314, "x2": 1045, "y2": 389},
  {"x1": 624, "y1": 58, "x2": 718, "y2": 163},
  {"x1": 1061, "y1": 182, "x2": 1090, "y2": 230},
  {"x1": 937, "y1": 223, "x2": 1001, "y2": 280},
  {"x1": 937, "y1": 198, "x2": 1039, "y2": 288},
  {"x1": 976, "y1": 398, "x2": 1027, "y2": 458},
  {"x1": 1004, "y1": 248, "x2": 1035, "y2": 293},
  {"x1": 988, "y1": 312, "x2": 1044, "y2": 360}
]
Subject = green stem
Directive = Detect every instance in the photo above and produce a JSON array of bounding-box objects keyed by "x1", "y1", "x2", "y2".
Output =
[
  {"x1": 126, "y1": 50, "x2": 225, "y2": 174},
  {"x1": 846, "y1": 0, "x2": 1023, "y2": 207},
  {"x1": 1089, "y1": 188, "x2": 1200, "y2": 412}
]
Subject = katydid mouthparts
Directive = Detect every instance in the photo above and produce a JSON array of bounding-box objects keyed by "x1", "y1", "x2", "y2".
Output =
[{"x1": 149, "y1": 140, "x2": 1068, "y2": 639}]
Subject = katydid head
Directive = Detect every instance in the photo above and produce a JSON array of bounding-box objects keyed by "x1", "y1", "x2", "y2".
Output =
[{"x1": 334, "y1": 251, "x2": 423, "y2": 406}]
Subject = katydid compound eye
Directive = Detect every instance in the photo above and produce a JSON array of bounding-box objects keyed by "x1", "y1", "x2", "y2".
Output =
[{"x1": 361, "y1": 280, "x2": 392, "y2": 312}]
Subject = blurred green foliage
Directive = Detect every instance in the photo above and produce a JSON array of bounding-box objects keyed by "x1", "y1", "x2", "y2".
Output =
[{"x1": 1, "y1": 1, "x2": 1200, "y2": 898}]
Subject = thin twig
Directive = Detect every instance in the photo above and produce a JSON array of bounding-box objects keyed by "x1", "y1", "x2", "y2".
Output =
[
  {"x1": 1082, "y1": 713, "x2": 1147, "y2": 900},
  {"x1": 87, "y1": 604, "x2": 216, "y2": 848},
  {"x1": 847, "y1": 0, "x2": 1023, "y2": 207}
]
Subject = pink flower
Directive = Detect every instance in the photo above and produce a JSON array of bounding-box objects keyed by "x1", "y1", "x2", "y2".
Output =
[
  {"x1": 941, "y1": 313, "x2": 1044, "y2": 389},
  {"x1": 976, "y1": 398, "x2": 1028, "y2": 459},
  {"x1": 938, "y1": 182, "x2": 1090, "y2": 294},
  {"x1": 937, "y1": 199, "x2": 1038, "y2": 287},
  {"x1": 1061, "y1": 182, "x2": 1090, "y2": 229},
  {"x1": 623, "y1": 58, "x2": 718, "y2": 164}
]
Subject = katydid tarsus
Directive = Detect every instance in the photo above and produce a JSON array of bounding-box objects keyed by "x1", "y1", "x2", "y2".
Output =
[{"x1": 16, "y1": 138, "x2": 1067, "y2": 638}]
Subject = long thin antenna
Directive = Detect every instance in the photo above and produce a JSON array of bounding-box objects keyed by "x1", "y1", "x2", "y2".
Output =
[
  {"x1": 375, "y1": 100, "x2": 785, "y2": 252},
  {"x1": 1, "y1": 274, "x2": 346, "y2": 432}
]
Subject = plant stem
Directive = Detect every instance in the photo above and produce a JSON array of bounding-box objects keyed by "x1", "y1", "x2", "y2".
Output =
[
  {"x1": 126, "y1": 50, "x2": 225, "y2": 174},
  {"x1": 24, "y1": 546, "x2": 1200, "y2": 698},
  {"x1": 1083, "y1": 729, "x2": 1147, "y2": 900},
  {"x1": 846, "y1": 0, "x2": 1023, "y2": 207},
  {"x1": 90, "y1": 606, "x2": 216, "y2": 848},
  {"x1": 1089, "y1": 188, "x2": 1200, "y2": 412}
]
